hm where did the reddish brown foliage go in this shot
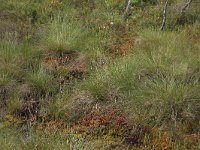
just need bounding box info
[43,51,88,79]
[110,34,135,56]
[78,108,128,128]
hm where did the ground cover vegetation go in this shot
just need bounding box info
[0,0,200,149]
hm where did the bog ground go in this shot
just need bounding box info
[0,0,200,149]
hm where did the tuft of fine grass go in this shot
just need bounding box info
[26,67,57,94]
[41,15,86,53]
[0,127,72,150]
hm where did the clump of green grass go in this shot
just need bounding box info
[41,15,86,53]
[80,29,200,129]
[40,92,71,120]
[6,92,22,114]
[0,127,71,150]
[82,28,200,95]
[0,73,14,88]
[19,43,42,71]
[0,41,22,85]
[0,40,42,81]
[26,67,57,95]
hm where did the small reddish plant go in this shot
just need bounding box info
[73,108,129,137]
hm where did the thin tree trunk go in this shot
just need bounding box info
[123,0,132,21]
[160,0,170,31]
[180,0,192,15]
[175,0,193,26]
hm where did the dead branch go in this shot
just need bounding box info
[160,0,170,30]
